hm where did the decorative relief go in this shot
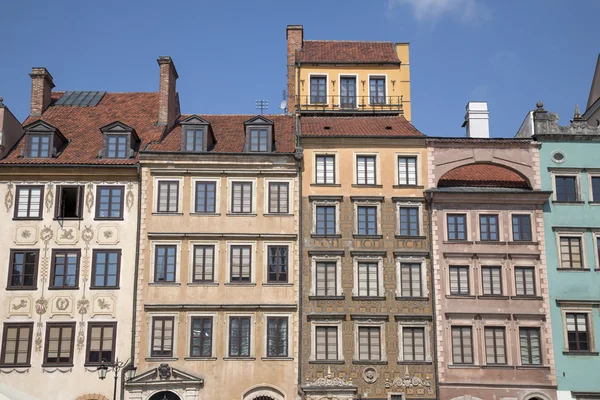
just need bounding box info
[77,298,90,315]
[158,363,171,380]
[96,226,119,245]
[35,322,43,352]
[5,182,13,212]
[14,226,38,245]
[9,296,32,317]
[55,225,79,245]
[82,225,94,244]
[386,367,432,391]
[363,367,378,384]
[76,321,85,353]
[85,183,94,213]
[126,182,135,212]
[51,296,74,317]
[92,295,115,316]
[0,368,30,374]
[45,183,54,212]
[35,298,48,315]
[305,366,354,387]
[81,225,94,282]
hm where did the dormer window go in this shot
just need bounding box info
[179,116,214,152]
[100,121,139,159]
[29,134,51,158]
[106,135,128,158]
[22,120,66,159]
[244,116,274,153]
[184,128,205,152]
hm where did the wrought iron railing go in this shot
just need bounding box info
[298,95,403,112]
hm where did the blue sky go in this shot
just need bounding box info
[1,0,598,137]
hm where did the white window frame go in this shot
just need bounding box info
[310,320,343,361]
[593,232,600,269]
[227,177,257,215]
[313,151,338,185]
[307,73,329,105]
[264,178,294,215]
[153,177,184,214]
[262,313,293,359]
[443,210,470,241]
[190,177,221,215]
[508,211,535,242]
[478,260,506,296]
[395,201,424,237]
[397,320,431,362]
[338,73,359,109]
[395,152,420,186]
[588,170,600,202]
[310,255,342,296]
[15,185,43,218]
[354,201,381,236]
[150,241,182,284]
[263,241,294,285]
[226,242,256,284]
[475,211,502,242]
[560,306,596,352]
[188,241,219,285]
[147,312,178,359]
[395,256,428,298]
[352,256,384,297]
[555,231,587,269]
[311,200,341,235]
[186,312,217,359]
[367,74,388,106]
[353,319,387,362]
[354,152,379,185]
[551,170,582,202]
[225,313,255,358]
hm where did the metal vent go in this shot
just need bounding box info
[55,91,106,107]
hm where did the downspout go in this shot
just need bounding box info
[296,111,304,395]
[296,62,301,114]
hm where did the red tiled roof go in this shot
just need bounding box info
[438,163,531,189]
[300,116,423,137]
[1,92,163,165]
[146,114,295,153]
[296,40,400,64]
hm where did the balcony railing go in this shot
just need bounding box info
[298,95,403,114]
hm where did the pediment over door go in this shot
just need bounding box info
[125,364,203,400]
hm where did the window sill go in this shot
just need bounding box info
[310,184,341,187]
[352,360,387,365]
[447,364,478,369]
[508,241,538,245]
[352,296,386,301]
[94,217,124,221]
[446,295,475,299]
[264,213,294,217]
[53,217,83,221]
[311,234,342,239]
[516,365,550,370]
[148,282,181,286]
[145,357,178,362]
[190,213,221,217]
[397,361,432,365]
[557,268,591,272]
[226,213,257,217]
[475,241,507,245]
[353,235,383,239]
[184,357,217,361]
[152,212,183,216]
[42,363,74,368]
[48,287,79,291]
[510,296,543,300]
[395,296,429,301]
[89,286,120,290]
[309,360,344,364]
[0,364,30,369]
[351,184,383,188]
[187,282,219,287]
[589,201,600,205]
[225,282,256,287]
[393,185,424,189]
[262,283,293,287]
[309,295,345,300]
[395,235,427,240]
[562,351,599,356]
[477,295,509,300]
[5,287,37,291]
[223,357,256,361]
[481,364,514,369]
[12,217,43,221]
[443,240,473,244]
[261,357,294,361]
[552,201,585,205]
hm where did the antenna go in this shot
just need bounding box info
[279,90,287,114]
[255,100,268,115]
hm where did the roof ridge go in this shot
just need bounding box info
[304,39,394,44]
[51,91,156,95]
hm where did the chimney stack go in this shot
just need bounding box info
[286,25,303,114]
[29,68,54,116]
[462,101,490,138]
[157,56,179,128]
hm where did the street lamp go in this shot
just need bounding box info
[96,358,136,400]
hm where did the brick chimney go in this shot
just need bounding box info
[286,25,303,113]
[157,56,179,128]
[29,68,54,116]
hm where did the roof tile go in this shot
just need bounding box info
[438,163,530,189]
[300,116,422,137]
[296,41,400,64]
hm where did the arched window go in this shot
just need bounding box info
[148,391,181,400]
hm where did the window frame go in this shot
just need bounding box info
[43,322,76,367]
[398,204,421,237]
[312,200,340,236]
[511,213,533,242]
[27,133,52,158]
[311,256,342,297]
[314,154,336,185]
[449,265,470,296]
[105,134,129,159]
[565,312,592,352]
[267,181,290,214]
[14,185,44,220]
[90,249,121,289]
[589,173,600,202]
[368,75,387,105]
[398,261,424,298]
[7,249,39,290]
[356,324,383,362]
[191,178,219,215]
[183,127,205,152]
[153,244,178,283]
[552,171,581,202]
[447,213,468,241]
[150,316,175,358]
[54,185,84,220]
[355,204,379,236]
[309,74,328,105]
[556,233,586,269]
[514,266,537,297]
[519,327,542,366]
[230,180,255,214]
[191,244,216,284]
[484,326,507,365]
[480,265,503,296]
[355,154,377,185]
[227,315,253,358]
[312,322,343,361]
[266,244,289,284]
[228,244,253,284]
[0,322,34,367]
[353,257,384,298]
[246,127,272,153]
[49,249,81,290]
[95,185,124,220]
[155,180,180,214]
[396,155,418,186]
[265,315,289,358]
[85,322,117,366]
[451,325,474,365]
[478,214,500,242]
[397,320,431,362]
[189,315,214,358]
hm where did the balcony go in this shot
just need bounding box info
[298,95,404,115]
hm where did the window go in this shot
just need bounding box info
[559,236,583,268]
[512,214,532,241]
[106,135,128,158]
[370,77,386,104]
[399,207,419,236]
[96,186,124,219]
[43,323,75,366]
[315,205,336,235]
[481,266,502,296]
[479,214,499,241]
[86,323,116,364]
[190,317,212,357]
[358,326,381,361]
[28,134,51,158]
[231,182,253,213]
[340,77,356,109]
[310,76,327,104]
[55,185,83,219]
[566,313,590,351]
[0,323,33,366]
[315,155,335,184]
[357,262,379,297]
[192,245,215,283]
[484,327,506,364]
[157,181,179,213]
[515,267,536,296]
[195,181,216,213]
[398,156,417,185]
[356,156,376,185]
[50,250,80,289]
[230,245,251,283]
[400,263,422,297]
[267,246,288,283]
[592,177,600,201]
[357,205,377,235]
[7,250,38,289]
[248,129,269,152]
[267,317,288,357]
[402,327,425,361]
[519,327,541,365]
[268,182,289,214]
[229,316,251,357]
[449,266,469,295]
[154,245,177,283]
[14,186,43,219]
[555,176,578,202]
[315,326,338,360]
[315,261,337,296]
[447,214,467,241]
[151,317,174,357]
[91,250,120,288]
[451,326,473,364]
[184,128,204,152]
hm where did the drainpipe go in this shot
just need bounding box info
[296,113,304,397]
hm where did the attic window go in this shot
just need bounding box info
[184,128,205,152]
[28,134,51,158]
[244,116,274,153]
[100,121,138,159]
[106,135,128,158]
[248,128,269,152]
[22,121,64,159]
[179,116,214,153]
